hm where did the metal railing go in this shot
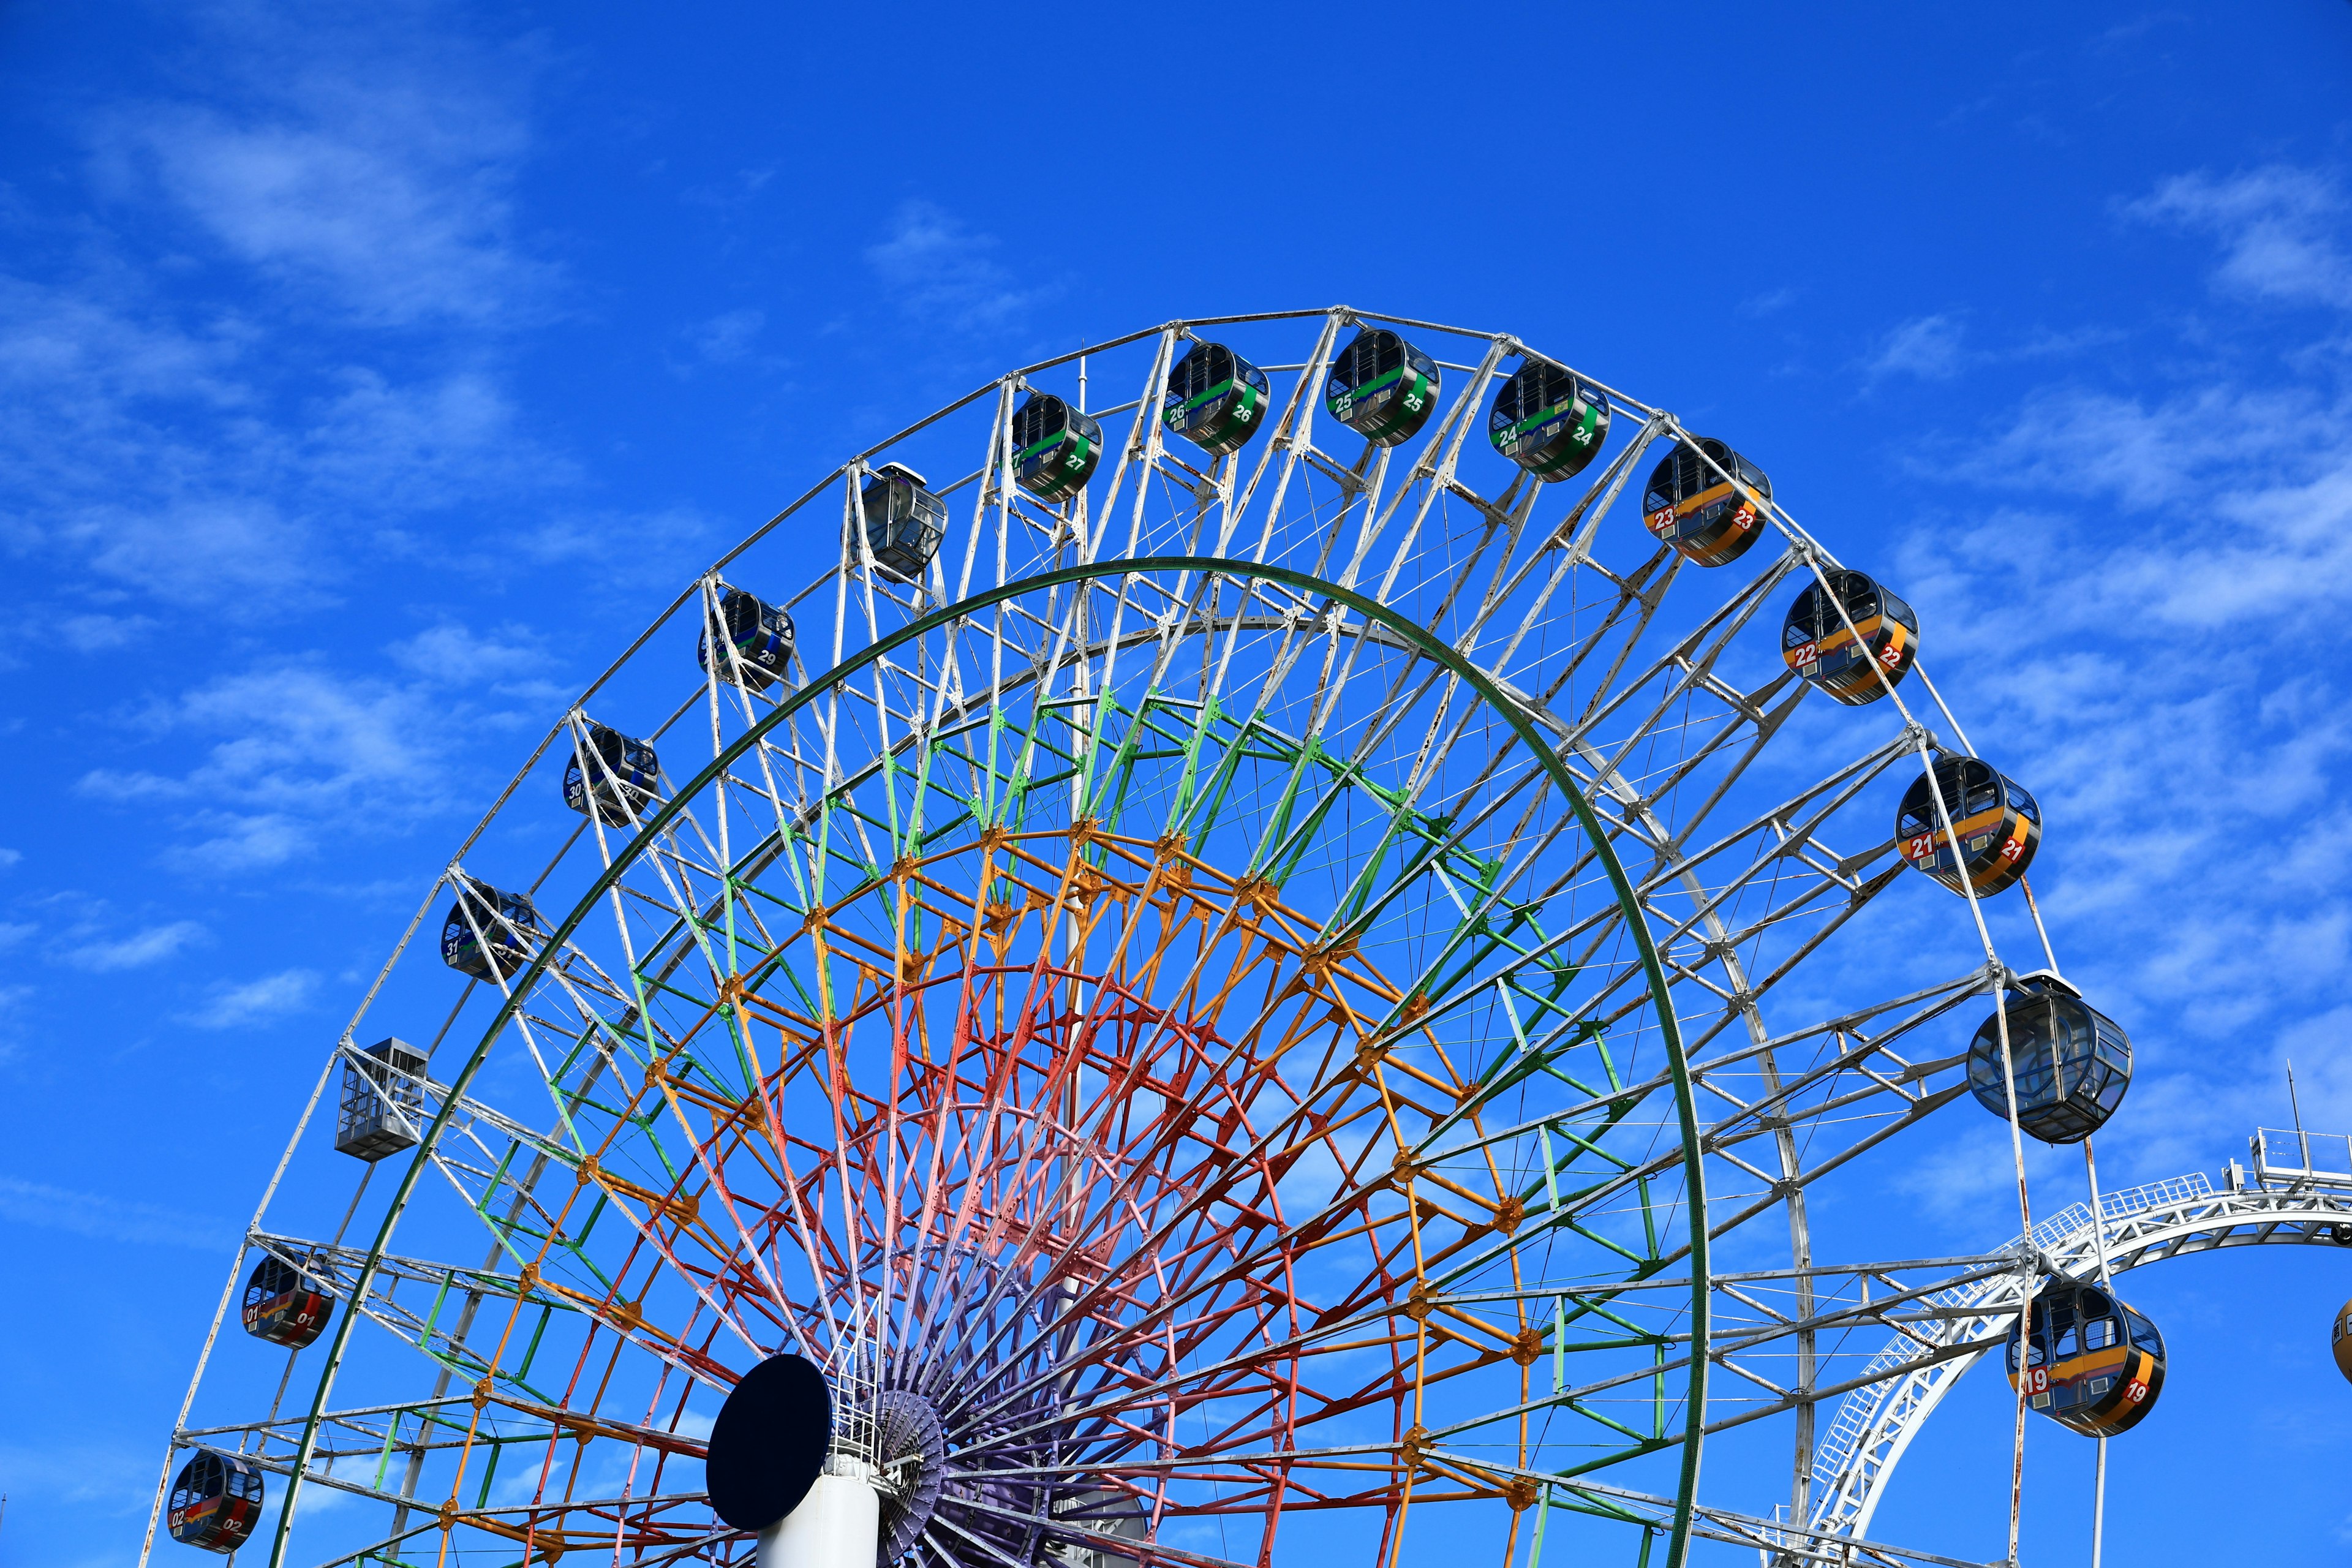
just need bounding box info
[2252,1127,2352,1186]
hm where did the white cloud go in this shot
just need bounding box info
[2125,165,2352,310]
[684,307,767,365]
[866,200,1049,331]
[77,662,498,869]
[0,13,571,616]
[63,918,208,972]
[186,967,318,1028]
[0,847,20,868]
[389,620,550,685]
[91,13,556,328]
[0,1173,235,1250]
[1866,314,1969,382]
[1851,162,2352,1198]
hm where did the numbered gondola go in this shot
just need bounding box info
[698,585,795,692]
[167,1451,265,1552]
[1643,437,1771,567]
[1488,360,1610,481]
[860,463,949,581]
[2007,1278,2166,1436]
[1782,568,1920,704]
[1966,972,2132,1143]
[1325,326,1440,447]
[561,722,660,827]
[1161,341,1270,456]
[440,877,540,981]
[240,1253,334,1349]
[1011,391,1102,502]
[1896,755,2040,897]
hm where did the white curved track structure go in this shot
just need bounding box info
[1802,1152,2352,1547]
[141,306,2309,1568]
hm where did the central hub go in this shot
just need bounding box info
[874,1389,945,1562]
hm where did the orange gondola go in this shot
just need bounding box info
[1781,568,1919,705]
[2334,1298,2352,1385]
[2007,1278,2165,1436]
[1642,438,1771,567]
[1896,756,2040,897]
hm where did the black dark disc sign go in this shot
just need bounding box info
[707,1352,831,1531]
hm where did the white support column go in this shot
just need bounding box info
[756,1460,880,1568]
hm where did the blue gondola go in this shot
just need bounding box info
[1896,756,2041,898]
[1488,360,1610,481]
[861,464,949,581]
[1643,438,1771,567]
[1012,392,1102,503]
[1163,341,1270,456]
[699,587,795,692]
[1326,326,1441,447]
[441,878,539,981]
[1966,972,2132,1143]
[241,1253,334,1348]
[562,722,660,827]
[168,1452,265,1551]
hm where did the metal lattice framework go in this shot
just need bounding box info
[1800,1155,2352,1546]
[145,307,2184,1568]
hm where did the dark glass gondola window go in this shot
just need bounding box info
[242,1253,335,1348]
[1781,568,1921,705]
[699,587,795,692]
[860,464,949,581]
[563,722,660,827]
[1488,361,1610,481]
[1643,439,1773,512]
[168,1451,265,1551]
[440,878,539,982]
[1011,393,1103,503]
[1897,755,2041,897]
[1162,341,1271,457]
[1967,974,2132,1144]
[1327,327,1441,447]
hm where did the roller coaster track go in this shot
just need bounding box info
[1804,1134,2352,1544]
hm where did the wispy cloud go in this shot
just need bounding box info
[1863,315,2122,386]
[61,918,208,972]
[1889,163,2352,1186]
[1866,314,1969,382]
[2124,165,2352,310]
[90,12,557,327]
[0,1173,235,1250]
[186,967,319,1028]
[0,10,571,617]
[681,307,767,366]
[78,661,509,870]
[866,200,1049,331]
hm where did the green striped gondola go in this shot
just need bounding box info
[1488,360,1611,481]
[1012,391,1103,503]
[1163,341,1270,457]
[1326,326,1442,447]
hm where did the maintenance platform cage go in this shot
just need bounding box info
[334,1036,429,1163]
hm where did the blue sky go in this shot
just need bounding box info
[5,1,2352,1562]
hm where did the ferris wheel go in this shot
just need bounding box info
[145,307,2162,1568]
